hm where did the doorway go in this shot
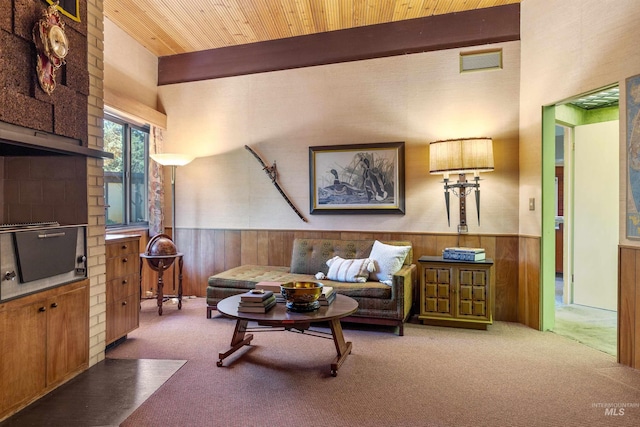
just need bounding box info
[544,85,619,356]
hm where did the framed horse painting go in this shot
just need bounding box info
[309,142,405,214]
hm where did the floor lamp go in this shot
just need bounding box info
[149,153,195,246]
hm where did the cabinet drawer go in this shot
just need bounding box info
[106,254,139,278]
[106,240,138,258]
[107,273,138,304]
[106,294,140,344]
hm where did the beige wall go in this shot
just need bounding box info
[157,42,521,234]
[103,18,159,112]
[519,0,640,239]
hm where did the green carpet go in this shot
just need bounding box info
[553,303,617,356]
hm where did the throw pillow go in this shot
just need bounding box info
[368,240,411,285]
[326,256,375,283]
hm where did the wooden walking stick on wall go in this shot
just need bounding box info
[245,145,308,222]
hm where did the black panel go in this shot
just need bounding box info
[13,228,78,283]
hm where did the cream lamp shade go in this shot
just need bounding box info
[429,137,494,175]
[428,137,494,233]
[150,153,195,166]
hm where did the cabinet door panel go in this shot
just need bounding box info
[437,269,450,283]
[46,286,88,386]
[473,286,485,300]
[437,298,450,314]
[0,302,46,413]
[472,271,486,285]
[459,300,473,316]
[424,269,438,283]
[425,298,438,312]
[473,301,486,316]
[425,283,438,298]
[460,285,473,300]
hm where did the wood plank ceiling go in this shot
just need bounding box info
[104,0,521,57]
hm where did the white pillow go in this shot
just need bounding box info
[368,241,411,286]
[326,256,375,283]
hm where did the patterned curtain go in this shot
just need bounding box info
[148,126,165,236]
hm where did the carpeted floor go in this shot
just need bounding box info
[103,297,640,427]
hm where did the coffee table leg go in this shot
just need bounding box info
[217,319,253,367]
[328,319,352,377]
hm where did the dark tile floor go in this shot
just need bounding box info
[0,358,185,427]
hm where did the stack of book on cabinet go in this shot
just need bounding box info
[442,247,486,261]
[237,290,277,313]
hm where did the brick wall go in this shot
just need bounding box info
[86,0,106,367]
[3,156,88,224]
[0,0,89,143]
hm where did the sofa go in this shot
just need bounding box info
[206,238,416,335]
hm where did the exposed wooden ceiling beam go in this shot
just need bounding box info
[158,4,520,85]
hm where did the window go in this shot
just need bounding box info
[103,114,149,227]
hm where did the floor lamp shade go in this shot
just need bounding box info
[149,153,195,245]
[149,153,195,167]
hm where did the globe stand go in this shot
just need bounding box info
[140,234,184,316]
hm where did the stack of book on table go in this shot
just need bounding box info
[237,290,277,313]
[319,286,336,306]
[442,247,486,261]
[254,281,336,305]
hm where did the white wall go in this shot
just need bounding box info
[158,42,521,233]
[520,0,640,239]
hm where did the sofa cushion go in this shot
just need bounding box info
[207,264,392,299]
[326,256,375,282]
[290,239,374,275]
[368,240,411,285]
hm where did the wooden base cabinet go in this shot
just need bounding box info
[106,234,141,345]
[0,280,89,420]
[418,256,494,330]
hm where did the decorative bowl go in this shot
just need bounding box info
[280,281,323,312]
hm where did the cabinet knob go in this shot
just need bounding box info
[122,257,128,263]
[122,301,127,306]
[50,302,58,308]
[121,244,128,250]
[38,306,46,312]
[122,279,128,284]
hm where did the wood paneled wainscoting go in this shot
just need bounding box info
[619,246,640,369]
[168,229,541,325]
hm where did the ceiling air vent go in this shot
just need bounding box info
[460,49,502,73]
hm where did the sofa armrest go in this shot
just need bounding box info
[392,263,417,321]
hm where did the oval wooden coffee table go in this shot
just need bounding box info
[216,294,358,376]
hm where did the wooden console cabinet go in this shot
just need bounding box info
[0,279,89,420]
[418,256,494,330]
[106,234,141,345]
